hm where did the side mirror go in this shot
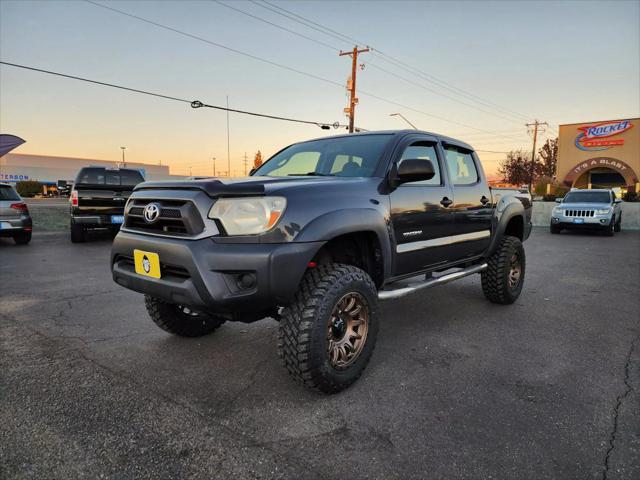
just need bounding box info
[555,198,562,203]
[393,159,435,186]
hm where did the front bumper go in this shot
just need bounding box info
[111,231,322,313]
[551,214,612,229]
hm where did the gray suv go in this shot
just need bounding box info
[550,189,622,236]
[0,183,32,245]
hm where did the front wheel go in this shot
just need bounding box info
[144,296,226,337]
[614,215,622,233]
[605,218,615,237]
[550,224,561,234]
[481,236,525,305]
[278,264,379,394]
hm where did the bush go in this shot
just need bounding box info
[15,180,44,197]
[554,186,570,198]
[542,194,557,201]
[622,191,638,202]
[534,176,554,196]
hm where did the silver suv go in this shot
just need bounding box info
[0,183,33,245]
[550,189,622,236]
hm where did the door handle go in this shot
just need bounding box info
[440,197,453,207]
[480,195,489,205]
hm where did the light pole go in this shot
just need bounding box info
[390,113,418,130]
[120,146,126,167]
[212,157,216,177]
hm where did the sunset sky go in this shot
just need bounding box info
[1,0,638,177]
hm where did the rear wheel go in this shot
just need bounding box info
[13,231,31,245]
[144,296,226,337]
[70,223,86,243]
[278,263,379,394]
[481,236,525,305]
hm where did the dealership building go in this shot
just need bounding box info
[0,153,184,189]
[557,118,639,193]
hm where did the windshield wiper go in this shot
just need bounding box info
[287,172,335,176]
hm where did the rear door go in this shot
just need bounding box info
[442,143,493,258]
[389,135,455,275]
[74,168,143,215]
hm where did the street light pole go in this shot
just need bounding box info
[390,113,418,130]
[120,146,126,167]
[212,157,216,177]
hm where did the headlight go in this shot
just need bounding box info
[596,208,611,215]
[552,206,561,214]
[208,197,286,235]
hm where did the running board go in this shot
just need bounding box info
[378,263,488,300]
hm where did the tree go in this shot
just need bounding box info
[16,180,43,197]
[538,137,558,178]
[253,150,263,169]
[498,150,536,185]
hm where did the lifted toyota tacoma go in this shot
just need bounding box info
[111,130,532,393]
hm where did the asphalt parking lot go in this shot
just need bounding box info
[1,229,639,479]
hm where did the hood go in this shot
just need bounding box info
[557,202,611,209]
[134,175,370,197]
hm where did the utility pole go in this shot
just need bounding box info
[120,146,126,168]
[226,95,231,178]
[526,120,548,192]
[243,152,248,176]
[212,156,216,177]
[339,46,369,133]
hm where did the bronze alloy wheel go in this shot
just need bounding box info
[508,252,522,289]
[327,292,369,370]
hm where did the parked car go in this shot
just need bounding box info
[70,167,144,242]
[110,130,532,393]
[0,182,32,245]
[550,189,622,236]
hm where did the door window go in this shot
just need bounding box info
[444,146,479,185]
[398,142,441,186]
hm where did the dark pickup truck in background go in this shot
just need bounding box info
[111,130,532,393]
[70,167,144,242]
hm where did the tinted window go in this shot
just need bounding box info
[563,191,611,203]
[398,142,441,186]
[0,185,20,200]
[254,134,391,178]
[75,168,144,186]
[444,146,479,185]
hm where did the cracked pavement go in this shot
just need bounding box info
[1,229,639,479]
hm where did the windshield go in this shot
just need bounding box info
[75,168,144,186]
[563,191,611,203]
[253,134,392,178]
[0,185,20,200]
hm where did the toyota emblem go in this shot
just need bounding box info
[143,203,161,223]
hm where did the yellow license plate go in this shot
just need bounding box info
[133,249,161,279]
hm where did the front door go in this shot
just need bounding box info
[389,137,455,275]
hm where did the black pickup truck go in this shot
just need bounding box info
[70,167,144,242]
[111,130,531,393]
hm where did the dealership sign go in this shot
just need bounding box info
[575,120,633,151]
[0,172,30,181]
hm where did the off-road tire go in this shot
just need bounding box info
[278,263,379,394]
[144,296,225,337]
[550,224,561,234]
[70,223,86,243]
[605,218,615,237]
[481,236,525,305]
[614,215,622,233]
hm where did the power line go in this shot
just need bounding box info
[252,0,533,122]
[83,0,526,142]
[0,61,348,129]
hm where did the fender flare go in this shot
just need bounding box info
[294,208,392,279]
[486,197,525,257]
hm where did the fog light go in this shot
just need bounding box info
[600,219,607,224]
[237,273,256,290]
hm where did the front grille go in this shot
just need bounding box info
[124,199,205,237]
[565,209,594,217]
